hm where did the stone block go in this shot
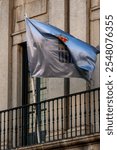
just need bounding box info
[91,0,100,8]
[16,0,47,22]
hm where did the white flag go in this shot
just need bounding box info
[25,18,99,80]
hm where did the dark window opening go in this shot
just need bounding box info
[21,42,47,145]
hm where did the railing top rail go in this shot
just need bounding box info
[40,87,100,103]
[0,87,100,113]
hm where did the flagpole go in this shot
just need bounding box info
[64,0,70,131]
[25,13,40,143]
[31,77,40,143]
[64,0,70,96]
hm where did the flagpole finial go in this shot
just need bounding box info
[24,13,28,19]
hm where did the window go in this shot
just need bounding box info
[21,42,47,145]
[22,42,47,105]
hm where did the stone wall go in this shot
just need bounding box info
[90,0,100,88]
[0,0,12,110]
[0,0,100,112]
[0,0,100,149]
[11,0,90,104]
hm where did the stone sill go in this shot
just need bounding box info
[17,133,100,150]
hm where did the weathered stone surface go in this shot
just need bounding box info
[11,45,22,108]
[90,9,100,21]
[12,14,49,44]
[49,0,65,30]
[70,0,87,41]
[47,0,66,98]
[70,0,87,92]
[0,0,100,149]
[16,0,47,22]
[47,78,64,99]
[0,0,11,110]
[13,0,48,37]
[14,0,44,7]
[90,2,100,88]
[0,0,100,103]
[91,0,100,8]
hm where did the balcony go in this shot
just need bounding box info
[0,88,100,150]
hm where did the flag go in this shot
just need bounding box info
[25,18,99,80]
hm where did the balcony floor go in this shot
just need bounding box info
[17,133,100,150]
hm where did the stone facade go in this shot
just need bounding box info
[0,0,100,149]
[18,134,100,150]
[0,0,100,109]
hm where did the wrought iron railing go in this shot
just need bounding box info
[0,88,100,150]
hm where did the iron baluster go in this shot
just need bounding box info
[93,91,96,133]
[79,94,82,136]
[75,95,77,137]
